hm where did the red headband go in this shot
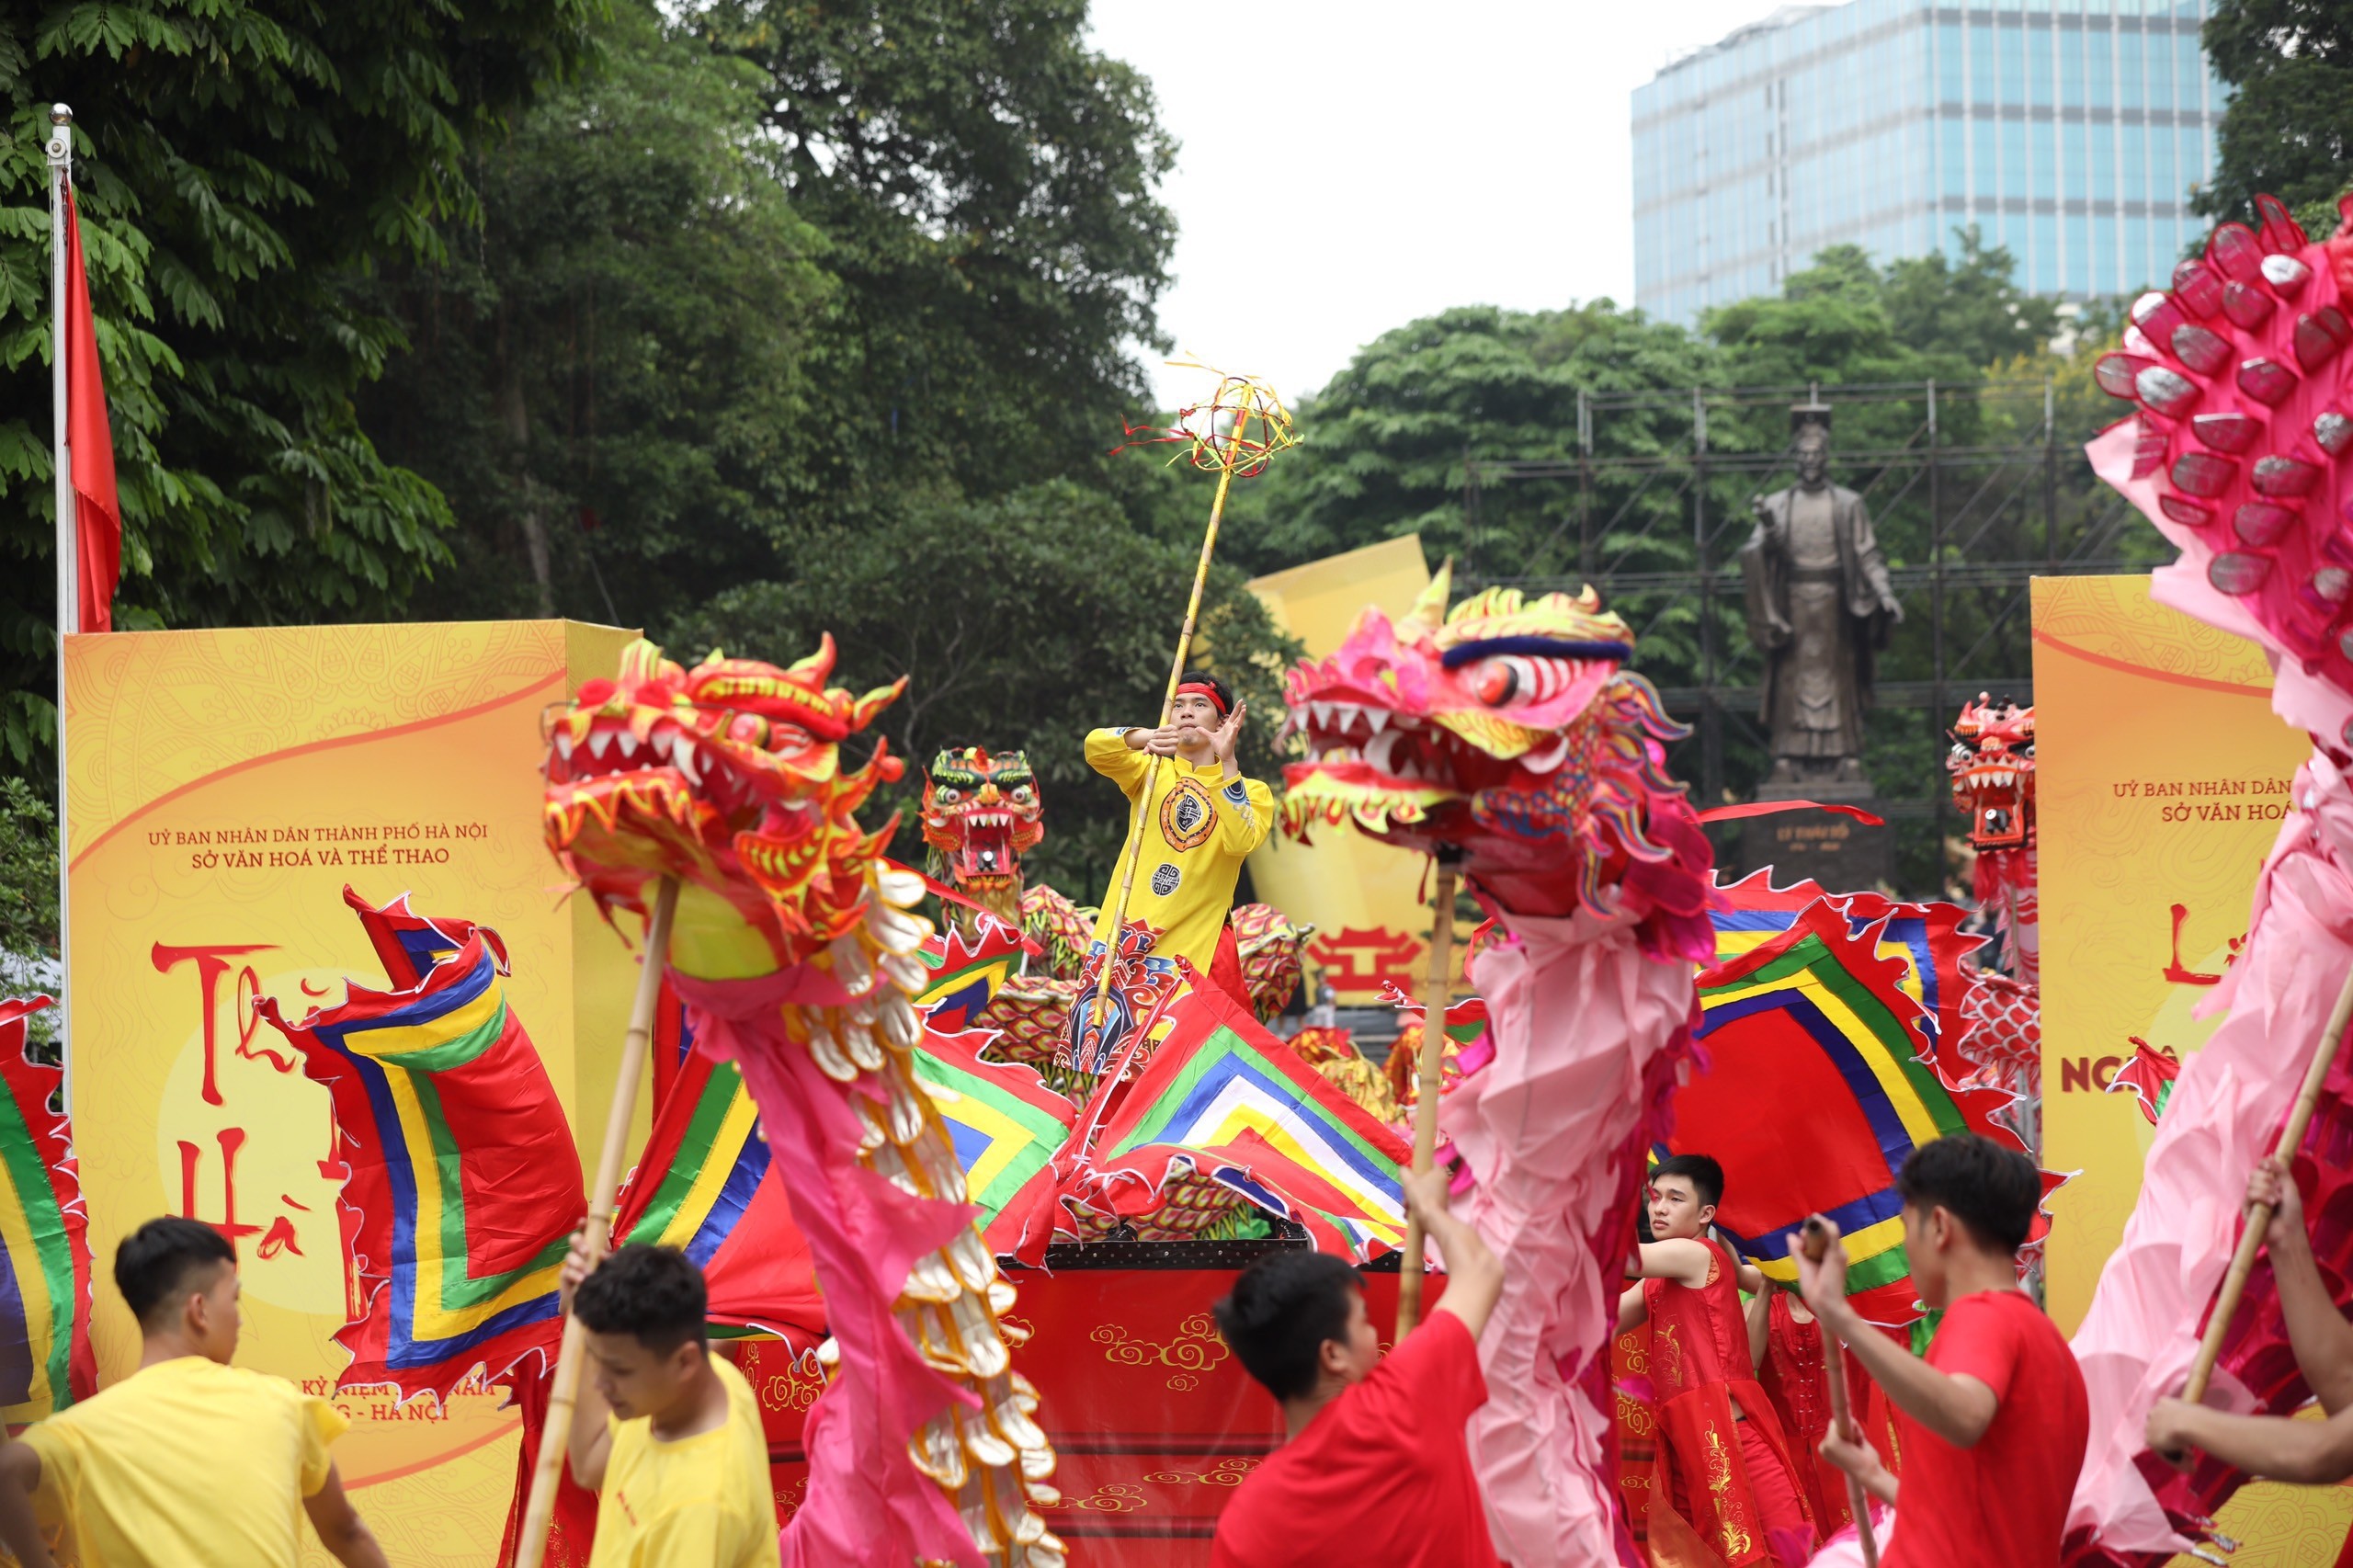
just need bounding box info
[1174,680,1229,716]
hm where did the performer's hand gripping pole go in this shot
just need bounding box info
[516,875,680,1568]
[1084,400,1257,1046]
[2180,962,2353,1409]
[1395,848,1463,1337]
[1800,1218,1880,1568]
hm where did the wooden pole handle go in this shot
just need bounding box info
[514,875,679,1568]
[1086,405,1252,1044]
[2181,960,2353,1407]
[1799,1221,1880,1566]
[1395,858,1461,1337]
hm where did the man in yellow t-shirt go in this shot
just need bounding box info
[0,1216,385,1568]
[561,1238,779,1567]
[1070,671,1275,1065]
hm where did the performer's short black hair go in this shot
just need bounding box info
[1213,1250,1362,1402]
[115,1216,236,1327]
[1175,670,1233,712]
[574,1244,710,1354]
[1651,1153,1725,1210]
[1898,1132,2040,1255]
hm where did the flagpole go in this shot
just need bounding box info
[46,105,74,1090]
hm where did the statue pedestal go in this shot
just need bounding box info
[1739,778,1895,893]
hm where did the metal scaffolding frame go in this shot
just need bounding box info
[1459,377,2149,888]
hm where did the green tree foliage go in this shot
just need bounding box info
[2199,0,2353,233]
[1228,302,1722,574]
[0,0,597,776]
[673,478,1298,901]
[361,4,834,630]
[689,0,1177,502]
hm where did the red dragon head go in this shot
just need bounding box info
[1279,566,1715,959]
[921,746,1044,919]
[1947,693,2036,857]
[542,637,911,978]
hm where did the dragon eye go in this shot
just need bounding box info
[936,788,962,804]
[1474,659,1522,706]
[1011,785,1034,803]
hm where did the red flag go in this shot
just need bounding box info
[61,188,119,632]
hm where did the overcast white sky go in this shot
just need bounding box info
[1086,0,1787,411]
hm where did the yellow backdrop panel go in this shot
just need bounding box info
[1247,537,1469,1003]
[62,620,639,1566]
[2032,575,2342,1564]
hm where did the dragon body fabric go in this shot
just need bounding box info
[2064,195,2353,1563]
[1280,568,1715,1568]
[544,640,1061,1568]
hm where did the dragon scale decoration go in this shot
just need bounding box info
[1280,565,1714,1567]
[544,639,1061,1568]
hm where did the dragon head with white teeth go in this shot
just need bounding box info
[921,747,1045,925]
[1280,565,1716,957]
[542,636,910,979]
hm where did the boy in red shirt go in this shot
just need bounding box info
[1795,1132,2089,1567]
[1210,1167,1504,1568]
[1618,1154,1817,1566]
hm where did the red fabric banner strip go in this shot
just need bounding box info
[1695,801,1887,827]
[62,188,118,632]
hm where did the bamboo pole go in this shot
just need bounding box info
[1801,1219,1880,1567]
[1082,399,1256,1051]
[1394,853,1461,1337]
[2180,961,2353,1406]
[515,875,679,1568]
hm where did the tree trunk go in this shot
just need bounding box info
[498,335,554,619]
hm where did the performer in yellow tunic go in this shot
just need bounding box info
[1073,672,1275,1067]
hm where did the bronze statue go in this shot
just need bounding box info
[1739,403,1903,788]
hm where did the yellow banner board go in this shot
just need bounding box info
[63,621,638,1563]
[1246,538,1467,1006]
[2032,576,2347,1561]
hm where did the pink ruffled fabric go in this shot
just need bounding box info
[673,968,984,1568]
[2061,747,2353,1559]
[1439,902,1699,1568]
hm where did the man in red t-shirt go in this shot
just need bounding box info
[1209,1167,1505,1568]
[1793,1132,2089,1567]
[1618,1153,1816,1566]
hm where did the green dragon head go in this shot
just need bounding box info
[541,636,918,980]
[1279,565,1715,958]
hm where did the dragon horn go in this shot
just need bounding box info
[851,676,909,731]
[618,638,669,685]
[1402,559,1454,635]
[789,632,838,681]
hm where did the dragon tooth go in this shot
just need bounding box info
[1311,700,1334,730]
[554,732,574,763]
[587,730,613,759]
[674,746,701,787]
[1522,733,1570,772]
[1365,730,1403,776]
[615,730,639,759]
[1364,708,1390,735]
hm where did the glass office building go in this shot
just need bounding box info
[1631,1,2225,326]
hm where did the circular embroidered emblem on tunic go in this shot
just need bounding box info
[1151,863,1182,897]
[1158,777,1216,852]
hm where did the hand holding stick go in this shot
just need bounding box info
[2176,962,2353,1415]
[1395,850,1462,1337]
[515,876,679,1568]
[1799,1217,1881,1568]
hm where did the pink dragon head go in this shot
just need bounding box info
[1279,565,1715,960]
